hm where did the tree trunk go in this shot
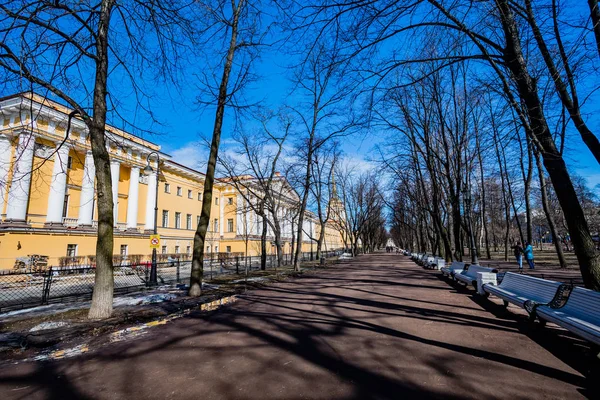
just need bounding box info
[523,0,600,165]
[294,149,313,271]
[189,0,242,297]
[534,150,568,269]
[497,0,600,289]
[290,217,296,260]
[492,119,510,262]
[88,0,116,320]
[316,222,326,260]
[523,138,534,243]
[261,213,267,270]
[477,140,491,259]
[589,0,600,59]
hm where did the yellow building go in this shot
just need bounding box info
[0,93,345,270]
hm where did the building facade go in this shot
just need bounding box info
[0,93,345,270]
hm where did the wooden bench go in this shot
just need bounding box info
[454,265,498,288]
[535,287,600,350]
[440,261,465,277]
[483,272,564,309]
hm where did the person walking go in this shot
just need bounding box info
[524,241,535,270]
[512,241,524,272]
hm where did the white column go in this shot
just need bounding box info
[236,194,243,234]
[6,133,35,221]
[110,160,120,224]
[145,164,157,230]
[126,166,140,229]
[219,193,224,236]
[0,135,13,217]
[45,144,71,223]
[78,151,95,226]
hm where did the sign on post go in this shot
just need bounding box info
[149,235,160,249]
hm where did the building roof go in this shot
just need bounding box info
[0,91,161,152]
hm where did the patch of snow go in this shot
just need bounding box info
[231,277,269,283]
[29,321,70,332]
[202,283,220,290]
[113,293,177,307]
[1,303,88,319]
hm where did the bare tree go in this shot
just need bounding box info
[218,111,293,270]
[309,142,339,260]
[292,0,600,289]
[0,0,191,317]
[289,34,357,270]
[189,0,267,296]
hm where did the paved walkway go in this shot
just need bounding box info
[0,253,597,399]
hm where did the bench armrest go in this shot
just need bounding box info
[524,284,572,320]
[547,284,573,309]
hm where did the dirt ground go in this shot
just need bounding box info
[0,253,597,399]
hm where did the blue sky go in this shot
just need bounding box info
[142,60,599,192]
[132,45,379,175]
[124,2,599,192]
[4,1,596,190]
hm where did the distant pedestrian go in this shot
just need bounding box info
[524,242,535,270]
[512,242,524,272]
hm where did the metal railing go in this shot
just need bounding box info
[0,250,343,313]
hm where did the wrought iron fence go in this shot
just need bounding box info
[0,250,343,313]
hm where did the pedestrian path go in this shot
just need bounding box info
[0,253,596,399]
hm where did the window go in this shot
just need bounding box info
[175,212,181,229]
[175,245,180,254]
[186,214,192,230]
[198,192,202,201]
[62,194,69,219]
[188,189,192,199]
[227,218,234,233]
[197,215,201,226]
[228,197,233,205]
[176,186,182,196]
[67,156,73,169]
[120,245,128,256]
[164,183,170,193]
[226,246,231,253]
[215,197,219,205]
[66,244,77,257]
[162,210,169,228]
[186,246,191,255]
[213,218,219,232]
[161,245,167,254]
[215,245,218,253]
[206,245,211,253]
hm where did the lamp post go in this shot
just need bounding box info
[143,151,160,285]
[462,188,478,265]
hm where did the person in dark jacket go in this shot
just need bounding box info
[512,242,524,272]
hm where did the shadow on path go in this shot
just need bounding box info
[0,253,595,399]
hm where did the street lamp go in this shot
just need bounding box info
[143,151,160,285]
[462,188,479,265]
